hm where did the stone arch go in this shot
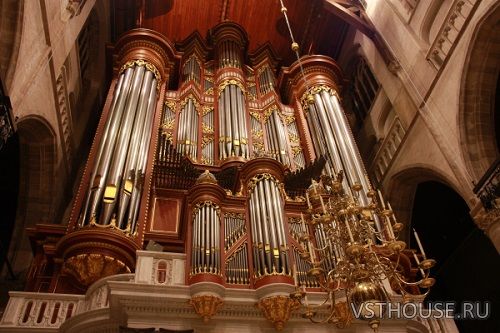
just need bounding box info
[8,116,57,276]
[0,0,24,89]
[386,164,466,239]
[459,4,500,182]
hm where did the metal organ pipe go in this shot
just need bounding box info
[128,78,158,233]
[248,176,289,277]
[115,70,154,228]
[219,84,248,159]
[80,63,158,231]
[191,202,220,275]
[79,69,128,226]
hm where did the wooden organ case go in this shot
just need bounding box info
[25,22,348,296]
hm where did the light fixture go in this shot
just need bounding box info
[278,1,436,331]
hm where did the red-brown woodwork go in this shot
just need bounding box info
[118,0,349,66]
[278,55,344,104]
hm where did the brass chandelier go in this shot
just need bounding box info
[290,173,436,331]
[278,1,436,331]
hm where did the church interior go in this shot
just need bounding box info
[0,0,499,332]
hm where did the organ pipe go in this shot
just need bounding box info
[79,62,158,232]
[305,88,383,234]
[218,84,248,159]
[177,98,199,161]
[191,202,221,275]
[248,174,289,276]
[264,110,289,166]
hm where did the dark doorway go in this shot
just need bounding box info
[411,181,500,332]
[0,133,19,273]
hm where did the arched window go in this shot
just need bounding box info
[156,260,167,284]
[348,57,379,122]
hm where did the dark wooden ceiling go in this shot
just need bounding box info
[110,0,351,66]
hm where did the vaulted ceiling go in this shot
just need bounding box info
[110,0,360,66]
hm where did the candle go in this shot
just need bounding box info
[377,189,386,209]
[305,191,311,208]
[302,285,309,306]
[345,219,354,243]
[308,241,316,264]
[319,195,326,213]
[413,228,427,259]
[386,217,395,240]
[412,252,426,278]
[293,263,298,286]
[388,202,397,223]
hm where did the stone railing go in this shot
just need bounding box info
[0,292,83,330]
[471,158,500,249]
[427,0,480,69]
[474,158,500,213]
[0,274,134,331]
[370,117,406,184]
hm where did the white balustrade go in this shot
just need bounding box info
[370,117,406,183]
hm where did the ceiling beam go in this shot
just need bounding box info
[322,0,374,38]
[322,0,399,71]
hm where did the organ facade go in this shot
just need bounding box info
[0,22,458,333]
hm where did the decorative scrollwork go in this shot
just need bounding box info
[217,79,246,96]
[119,59,162,90]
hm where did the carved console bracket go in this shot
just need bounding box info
[189,295,223,322]
[256,295,299,331]
[62,253,130,287]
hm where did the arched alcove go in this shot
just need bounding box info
[7,116,57,276]
[411,181,500,333]
[459,4,500,182]
[420,0,453,45]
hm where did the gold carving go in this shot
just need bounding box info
[119,59,162,89]
[164,100,177,112]
[291,145,302,156]
[262,105,279,122]
[300,85,340,111]
[332,301,353,328]
[257,295,300,331]
[247,173,280,192]
[283,115,295,125]
[179,94,201,113]
[217,79,246,96]
[189,295,223,322]
[201,122,214,134]
[202,106,214,116]
[250,111,262,122]
[288,133,300,144]
[161,119,175,131]
[62,254,131,287]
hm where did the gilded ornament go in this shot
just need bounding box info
[62,254,131,287]
[256,295,300,331]
[119,59,162,90]
[189,295,223,322]
[217,79,246,96]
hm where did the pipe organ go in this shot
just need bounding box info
[27,23,389,303]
